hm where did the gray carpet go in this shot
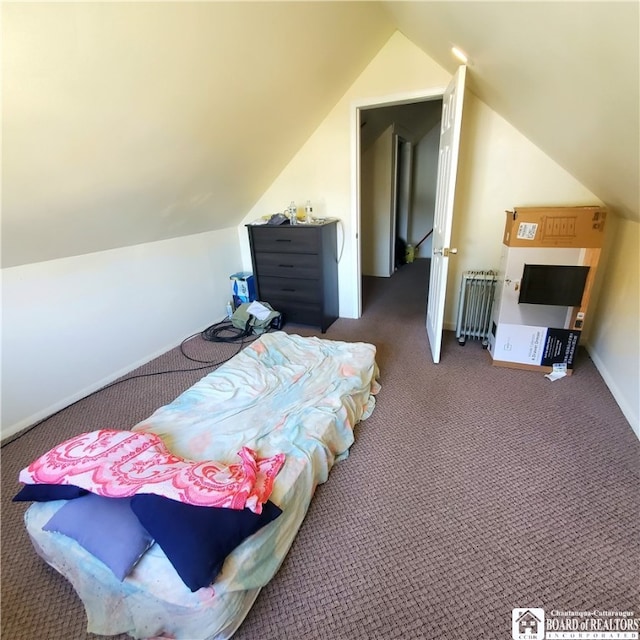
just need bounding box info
[2,259,638,639]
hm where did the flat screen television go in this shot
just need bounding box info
[518,264,590,306]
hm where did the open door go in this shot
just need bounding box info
[426,66,466,363]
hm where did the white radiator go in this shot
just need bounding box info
[455,271,497,346]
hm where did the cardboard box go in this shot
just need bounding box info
[503,206,607,248]
[230,272,256,307]
[488,323,580,371]
[491,243,601,332]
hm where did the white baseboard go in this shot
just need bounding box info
[585,344,639,440]
[444,322,638,439]
[1,319,223,445]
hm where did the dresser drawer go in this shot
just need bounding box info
[267,298,322,327]
[253,252,320,279]
[258,276,321,304]
[250,227,320,254]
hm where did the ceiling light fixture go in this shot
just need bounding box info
[451,46,469,65]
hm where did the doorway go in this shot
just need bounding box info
[358,98,443,311]
[350,68,467,363]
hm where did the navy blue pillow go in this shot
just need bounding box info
[13,483,89,502]
[130,494,282,592]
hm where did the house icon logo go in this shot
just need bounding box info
[512,608,545,640]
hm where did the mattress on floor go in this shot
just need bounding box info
[24,331,380,639]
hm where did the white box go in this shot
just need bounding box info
[488,323,580,370]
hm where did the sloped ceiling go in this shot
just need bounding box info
[1,2,394,267]
[381,1,639,222]
[2,2,638,268]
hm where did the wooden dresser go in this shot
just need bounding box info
[246,220,339,333]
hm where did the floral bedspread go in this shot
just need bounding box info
[19,430,284,514]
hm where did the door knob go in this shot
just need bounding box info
[434,247,458,256]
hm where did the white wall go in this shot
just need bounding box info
[410,122,440,258]
[361,125,394,277]
[1,228,241,440]
[396,139,412,244]
[587,218,640,436]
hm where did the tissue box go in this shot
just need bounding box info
[230,272,256,307]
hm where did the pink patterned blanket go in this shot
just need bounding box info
[19,430,285,514]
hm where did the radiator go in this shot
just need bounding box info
[455,271,497,346]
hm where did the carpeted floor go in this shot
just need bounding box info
[2,259,638,639]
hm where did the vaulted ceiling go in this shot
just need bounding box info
[2,2,638,268]
[382,1,639,223]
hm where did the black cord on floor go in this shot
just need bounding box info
[2,319,255,447]
[179,318,255,363]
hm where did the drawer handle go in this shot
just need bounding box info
[275,239,292,243]
[279,264,294,268]
[282,288,296,292]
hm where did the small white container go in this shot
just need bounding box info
[289,201,297,225]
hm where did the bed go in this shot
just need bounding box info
[20,331,380,639]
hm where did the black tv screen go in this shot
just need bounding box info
[519,264,590,306]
